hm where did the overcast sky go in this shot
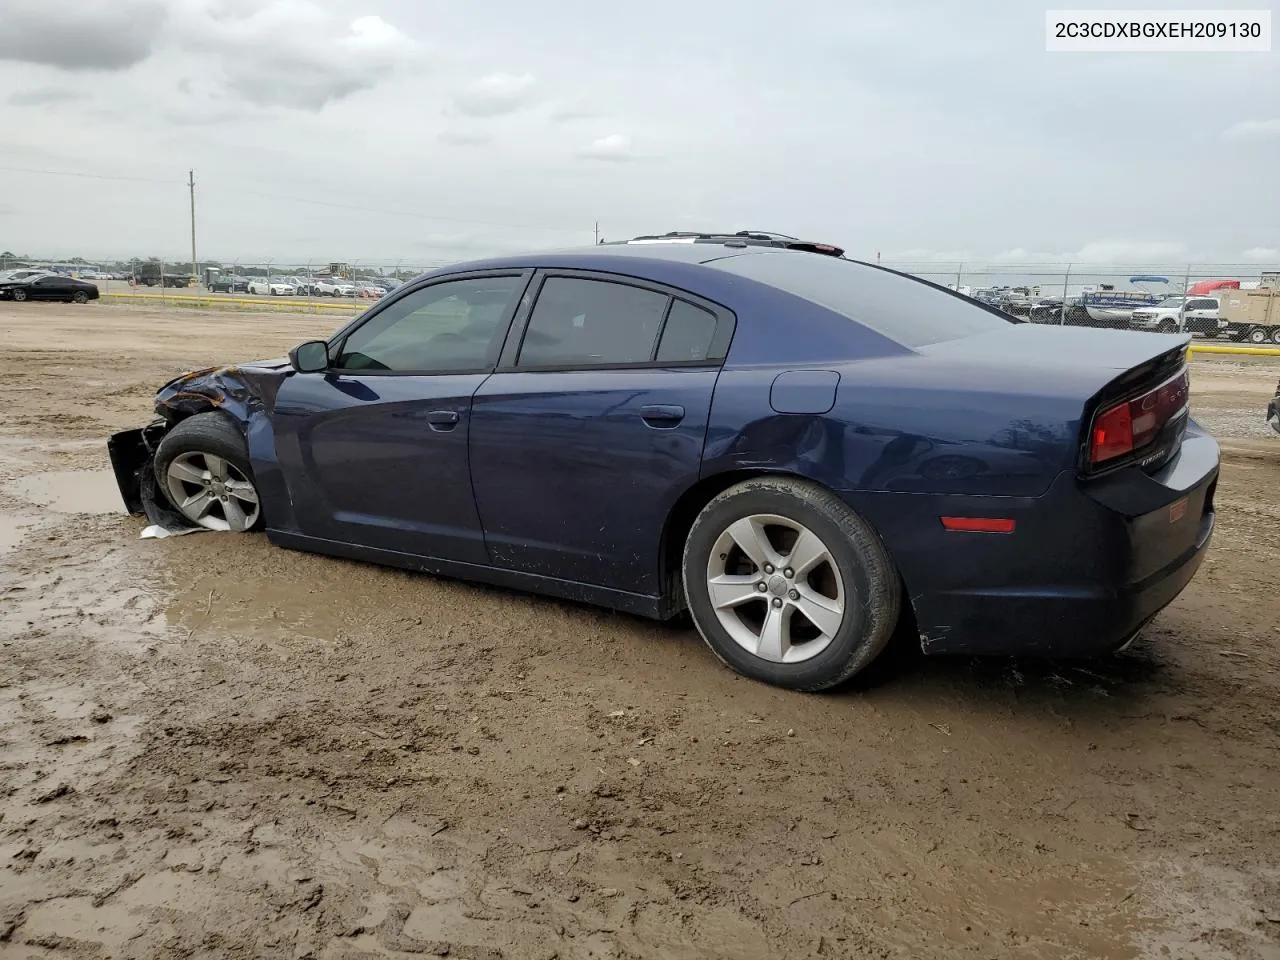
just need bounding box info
[0,0,1277,267]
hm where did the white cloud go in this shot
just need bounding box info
[1243,247,1280,262]
[1072,240,1190,263]
[0,0,167,71]
[1221,118,1280,140]
[576,134,635,162]
[451,72,538,117]
[439,129,493,147]
[173,1,419,110]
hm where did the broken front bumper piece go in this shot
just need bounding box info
[107,422,203,534]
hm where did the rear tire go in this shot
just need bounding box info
[72,291,88,304]
[1247,326,1268,344]
[1270,327,1280,345]
[153,412,263,532]
[682,477,901,691]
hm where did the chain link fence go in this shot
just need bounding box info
[3,253,1276,331]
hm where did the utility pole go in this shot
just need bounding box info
[188,169,198,285]
[593,220,600,245]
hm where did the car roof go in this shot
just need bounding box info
[432,241,827,275]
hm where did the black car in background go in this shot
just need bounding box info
[0,273,100,303]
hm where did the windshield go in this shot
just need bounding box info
[1156,297,1186,308]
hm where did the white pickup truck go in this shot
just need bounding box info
[1129,296,1225,336]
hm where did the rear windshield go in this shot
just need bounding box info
[709,251,1014,347]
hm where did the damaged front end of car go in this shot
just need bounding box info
[107,361,288,527]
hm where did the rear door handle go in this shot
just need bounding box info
[640,404,685,426]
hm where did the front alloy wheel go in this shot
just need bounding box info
[165,452,260,531]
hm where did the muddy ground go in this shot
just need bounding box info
[1,302,1278,960]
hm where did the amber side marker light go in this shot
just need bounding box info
[940,517,1016,534]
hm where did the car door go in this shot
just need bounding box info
[29,277,68,300]
[269,270,532,562]
[468,270,735,596]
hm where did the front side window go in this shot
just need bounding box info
[332,275,522,373]
[517,277,670,367]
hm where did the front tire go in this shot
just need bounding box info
[682,477,901,691]
[153,412,263,532]
[13,288,27,302]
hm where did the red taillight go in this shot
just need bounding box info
[940,516,1016,534]
[1091,403,1134,463]
[1088,368,1189,467]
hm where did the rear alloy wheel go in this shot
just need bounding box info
[682,477,901,691]
[72,291,88,304]
[153,412,263,532]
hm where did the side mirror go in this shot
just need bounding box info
[289,340,329,373]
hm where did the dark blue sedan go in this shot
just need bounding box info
[108,237,1218,690]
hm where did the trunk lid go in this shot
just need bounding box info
[920,324,1192,476]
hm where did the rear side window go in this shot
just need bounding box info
[518,277,669,367]
[710,251,1013,347]
[656,300,718,362]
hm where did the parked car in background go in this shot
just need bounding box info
[313,277,356,297]
[355,281,385,299]
[0,268,51,284]
[0,273,99,303]
[247,279,298,297]
[290,277,317,296]
[108,236,1218,692]
[209,275,250,293]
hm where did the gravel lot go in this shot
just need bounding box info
[1,302,1278,960]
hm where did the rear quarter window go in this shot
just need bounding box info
[710,251,1014,347]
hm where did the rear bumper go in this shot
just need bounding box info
[842,429,1220,659]
[915,500,1213,657]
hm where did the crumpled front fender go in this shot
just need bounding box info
[153,358,290,424]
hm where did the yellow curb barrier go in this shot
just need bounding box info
[101,292,362,312]
[1187,343,1280,357]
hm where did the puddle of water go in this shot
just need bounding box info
[4,470,127,516]
[0,514,25,554]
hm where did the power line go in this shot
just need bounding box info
[0,163,181,185]
[227,187,582,233]
[0,161,587,233]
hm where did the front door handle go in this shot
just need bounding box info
[640,403,685,426]
[424,409,460,430]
